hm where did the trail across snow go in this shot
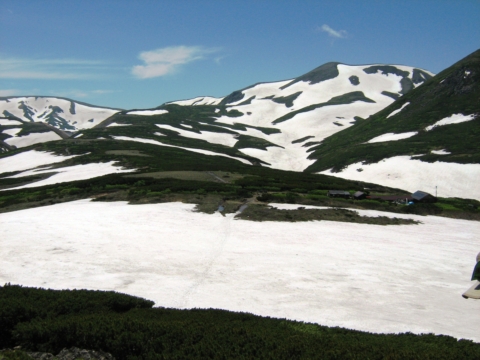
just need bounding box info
[1,199,478,342]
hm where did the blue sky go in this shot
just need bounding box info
[1,0,479,109]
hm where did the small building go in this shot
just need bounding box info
[411,190,437,203]
[327,190,351,199]
[366,194,413,204]
[353,191,367,200]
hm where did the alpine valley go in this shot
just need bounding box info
[0,50,479,358]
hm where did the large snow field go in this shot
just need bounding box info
[4,131,62,148]
[320,156,480,200]
[0,150,79,174]
[0,199,478,341]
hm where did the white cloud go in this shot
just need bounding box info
[320,24,347,39]
[132,46,218,79]
[0,57,109,80]
[53,89,117,99]
[0,89,20,96]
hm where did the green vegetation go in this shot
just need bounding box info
[291,135,315,144]
[306,49,480,172]
[271,91,302,107]
[381,91,401,100]
[15,122,51,136]
[280,61,340,89]
[236,204,418,225]
[1,285,479,359]
[349,75,359,85]
[234,134,282,150]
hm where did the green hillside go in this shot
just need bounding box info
[305,49,480,173]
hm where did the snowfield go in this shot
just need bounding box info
[4,131,62,148]
[0,119,22,126]
[155,125,239,147]
[0,199,478,342]
[425,113,476,131]
[320,156,480,200]
[2,161,135,190]
[126,109,168,116]
[112,135,252,164]
[0,150,79,174]
[366,131,418,143]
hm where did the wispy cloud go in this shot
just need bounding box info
[0,89,20,96]
[53,89,118,99]
[132,46,219,79]
[0,57,110,80]
[319,24,347,39]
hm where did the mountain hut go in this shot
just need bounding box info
[353,191,367,200]
[411,190,437,203]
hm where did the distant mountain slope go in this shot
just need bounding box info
[155,62,432,171]
[0,59,439,202]
[0,96,120,131]
[308,49,480,199]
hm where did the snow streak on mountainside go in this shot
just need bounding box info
[0,97,120,131]
[167,63,433,171]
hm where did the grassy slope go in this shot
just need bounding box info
[305,49,480,173]
[1,285,479,360]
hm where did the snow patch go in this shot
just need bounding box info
[0,119,22,125]
[386,102,410,118]
[112,136,251,165]
[3,161,134,190]
[107,122,132,127]
[126,109,168,116]
[367,132,417,143]
[425,113,476,131]
[0,150,80,175]
[2,128,21,136]
[5,131,62,148]
[431,149,451,155]
[155,124,238,147]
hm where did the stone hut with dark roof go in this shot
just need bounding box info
[353,191,367,200]
[411,190,437,203]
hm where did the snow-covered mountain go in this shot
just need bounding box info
[2,53,479,199]
[0,62,432,167]
[157,63,433,171]
[0,96,120,131]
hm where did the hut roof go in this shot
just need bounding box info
[412,190,434,201]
